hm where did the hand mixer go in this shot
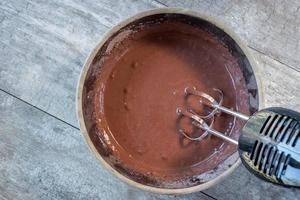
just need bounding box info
[176,87,300,187]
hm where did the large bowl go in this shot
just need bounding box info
[77,8,264,194]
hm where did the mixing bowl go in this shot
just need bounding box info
[77,8,264,194]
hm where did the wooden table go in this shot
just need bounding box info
[1,1,300,199]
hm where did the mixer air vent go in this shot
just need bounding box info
[249,141,290,180]
[259,114,300,146]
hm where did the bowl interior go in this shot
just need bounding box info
[80,13,259,189]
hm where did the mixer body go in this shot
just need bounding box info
[239,107,300,187]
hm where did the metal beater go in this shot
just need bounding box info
[177,87,300,187]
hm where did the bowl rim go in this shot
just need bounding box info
[76,7,265,195]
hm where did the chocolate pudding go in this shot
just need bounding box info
[81,14,259,188]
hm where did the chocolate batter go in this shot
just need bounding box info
[82,14,259,188]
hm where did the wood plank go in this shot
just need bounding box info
[158,0,300,70]
[251,50,300,110]
[0,90,213,200]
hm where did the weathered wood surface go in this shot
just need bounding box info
[0,0,300,199]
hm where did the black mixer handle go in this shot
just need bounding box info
[239,107,300,188]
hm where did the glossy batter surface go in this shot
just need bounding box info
[83,18,257,188]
